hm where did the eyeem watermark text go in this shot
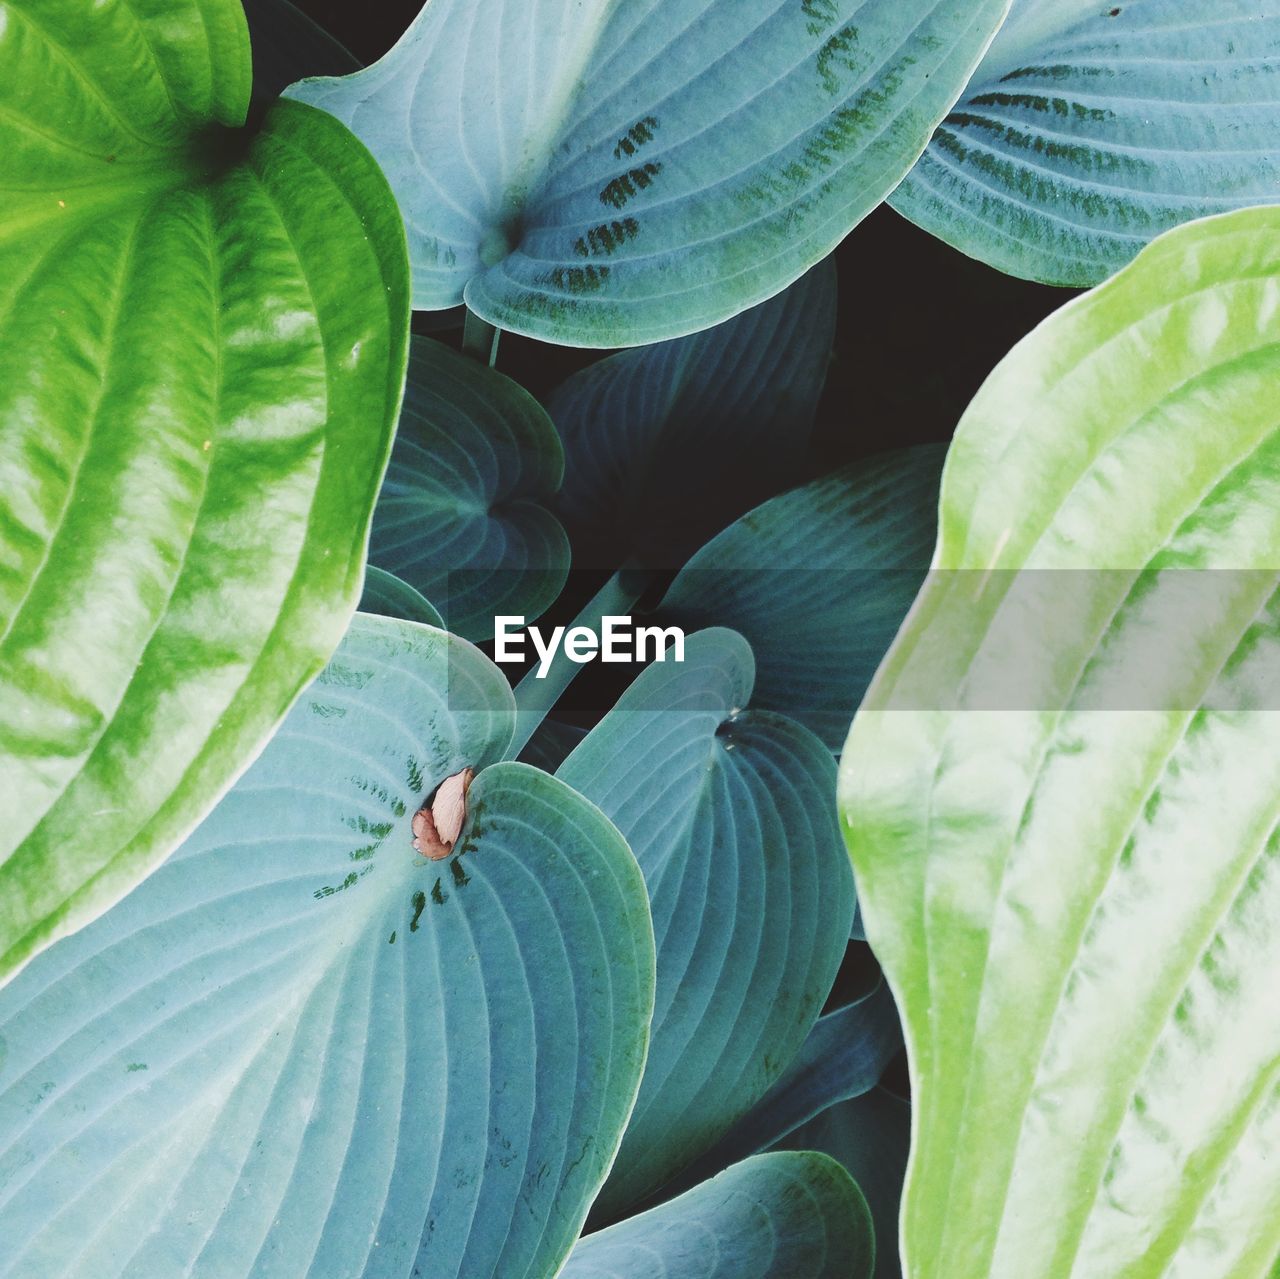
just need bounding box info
[494,615,685,679]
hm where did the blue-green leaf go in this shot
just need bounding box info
[287,0,1012,345]
[0,616,654,1279]
[562,1152,873,1279]
[550,261,836,567]
[669,981,903,1197]
[368,337,569,640]
[559,629,854,1215]
[358,567,444,627]
[892,0,1280,286]
[661,447,943,749]
[776,1088,912,1279]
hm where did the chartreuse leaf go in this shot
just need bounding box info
[560,629,854,1216]
[775,1089,912,1279]
[0,2,411,990]
[662,447,944,749]
[561,1152,873,1279]
[892,0,1280,286]
[287,0,1012,345]
[549,260,836,568]
[840,208,1280,1279]
[0,615,654,1279]
[358,566,445,628]
[368,336,569,640]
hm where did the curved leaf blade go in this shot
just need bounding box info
[775,1088,912,1279]
[288,0,1011,345]
[368,337,569,640]
[840,208,1280,1278]
[892,0,1280,285]
[662,447,943,749]
[550,260,836,568]
[560,628,855,1215]
[562,1152,873,1279]
[0,0,411,991]
[670,981,903,1197]
[0,616,654,1279]
[358,567,445,628]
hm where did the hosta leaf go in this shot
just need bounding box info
[561,1152,873,1279]
[559,628,854,1215]
[358,567,444,627]
[518,718,588,775]
[662,447,943,749]
[549,260,836,568]
[0,615,654,1279]
[0,2,410,991]
[287,0,1012,345]
[775,1088,912,1279]
[368,337,569,640]
[840,208,1280,1278]
[892,0,1280,286]
[670,981,903,1196]
[243,0,360,106]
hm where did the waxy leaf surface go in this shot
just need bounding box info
[0,615,655,1279]
[893,0,1280,285]
[663,447,943,749]
[841,208,1280,1279]
[0,0,411,988]
[550,261,836,568]
[560,628,854,1215]
[288,0,1011,344]
[368,337,569,640]
[562,1152,873,1279]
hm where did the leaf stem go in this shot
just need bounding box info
[505,567,652,761]
[462,309,500,367]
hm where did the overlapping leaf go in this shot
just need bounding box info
[0,1,410,989]
[358,567,444,627]
[549,260,836,568]
[775,1088,912,1279]
[368,336,569,640]
[559,628,854,1215]
[841,208,1280,1278]
[562,1152,873,1279]
[893,0,1280,285]
[0,615,655,1279]
[288,0,1012,344]
[662,447,944,749]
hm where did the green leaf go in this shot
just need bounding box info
[358,567,444,627]
[0,615,655,1278]
[563,1152,873,1279]
[775,1088,912,1279]
[840,208,1280,1278]
[0,3,411,991]
[368,336,569,640]
[550,261,836,568]
[287,0,1012,345]
[892,0,1280,286]
[560,628,855,1215]
[662,447,943,750]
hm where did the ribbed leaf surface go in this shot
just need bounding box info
[841,208,1280,1278]
[0,1,411,988]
